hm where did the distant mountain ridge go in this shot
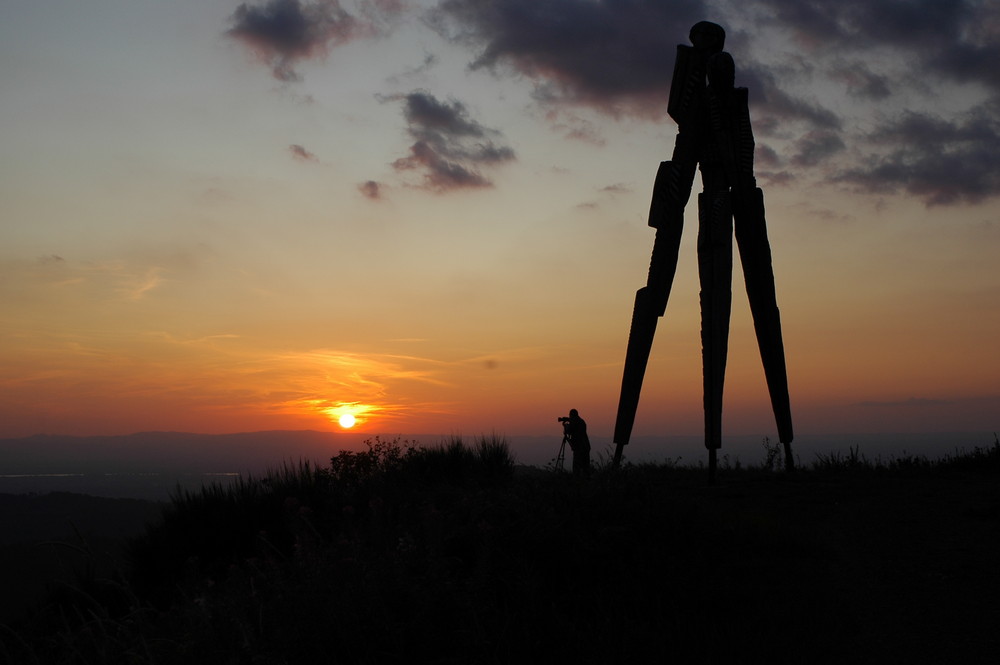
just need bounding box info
[3,429,993,477]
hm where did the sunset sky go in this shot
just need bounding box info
[2,0,997,449]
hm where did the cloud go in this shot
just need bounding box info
[791,130,845,167]
[834,107,1000,206]
[738,1,1000,209]
[269,349,457,425]
[545,109,606,145]
[224,1,998,206]
[430,0,707,117]
[358,180,384,200]
[388,90,515,192]
[386,52,439,84]
[830,61,891,100]
[754,0,1000,94]
[227,0,363,81]
[428,1,1000,207]
[393,141,492,190]
[21,257,169,302]
[122,267,166,301]
[427,0,842,129]
[749,1,1000,204]
[758,170,795,187]
[736,66,842,133]
[755,144,782,169]
[289,143,318,161]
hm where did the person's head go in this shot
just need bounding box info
[569,409,579,418]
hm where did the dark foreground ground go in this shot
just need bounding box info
[2,441,998,664]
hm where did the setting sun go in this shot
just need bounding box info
[320,401,379,430]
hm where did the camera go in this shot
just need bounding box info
[557,416,570,423]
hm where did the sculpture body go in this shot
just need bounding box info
[612,22,793,477]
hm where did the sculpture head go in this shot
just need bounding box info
[689,21,725,53]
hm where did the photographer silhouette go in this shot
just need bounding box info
[560,409,591,476]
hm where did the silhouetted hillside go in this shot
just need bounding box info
[0,492,162,622]
[5,437,1000,663]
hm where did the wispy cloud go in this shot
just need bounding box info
[150,332,242,345]
[386,52,439,84]
[266,349,460,425]
[121,267,166,301]
[289,143,319,161]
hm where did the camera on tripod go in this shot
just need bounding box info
[554,410,589,475]
[554,417,573,471]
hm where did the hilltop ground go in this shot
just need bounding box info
[2,437,999,664]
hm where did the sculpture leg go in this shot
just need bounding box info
[697,190,733,481]
[612,160,694,467]
[612,285,662,467]
[734,187,794,469]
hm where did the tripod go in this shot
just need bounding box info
[554,430,570,471]
[611,22,794,481]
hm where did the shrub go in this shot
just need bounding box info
[475,433,516,482]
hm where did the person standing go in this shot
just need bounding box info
[566,409,591,476]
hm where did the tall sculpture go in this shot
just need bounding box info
[611,22,793,479]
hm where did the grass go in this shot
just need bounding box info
[810,434,1000,472]
[3,433,1000,664]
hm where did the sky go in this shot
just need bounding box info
[1,0,998,450]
